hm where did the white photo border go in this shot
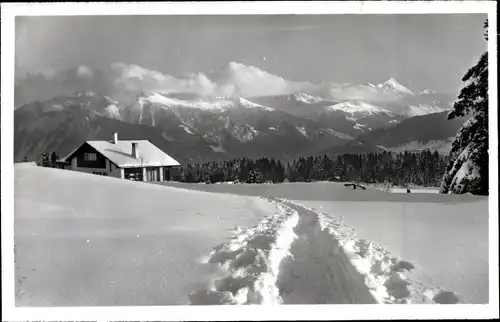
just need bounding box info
[1,1,498,321]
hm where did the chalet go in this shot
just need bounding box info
[59,133,180,181]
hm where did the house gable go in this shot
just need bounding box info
[67,142,109,169]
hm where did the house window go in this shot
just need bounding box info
[84,153,97,161]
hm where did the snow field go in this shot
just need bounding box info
[13,166,488,306]
[363,182,440,194]
[159,181,488,304]
[14,166,279,306]
[292,199,488,304]
[388,188,439,194]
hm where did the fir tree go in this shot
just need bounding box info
[440,20,488,195]
[247,166,263,184]
[50,151,59,168]
[276,160,285,183]
[39,153,50,167]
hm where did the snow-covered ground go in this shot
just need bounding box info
[14,166,277,306]
[293,199,488,304]
[160,181,482,203]
[364,182,440,194]
[160,181,489,304]
[14,167,489,306]
[387,187,439,194]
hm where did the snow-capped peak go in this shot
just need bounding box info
[325,101,393,116]
[290,92,323,104]
[383,78,401,87]
[377,78,413,95]
[144,93,188,107]
[404,104,447,117]
[236,97,275,111]
[136,93,274,112]
[420,88,436,94]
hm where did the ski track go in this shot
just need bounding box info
[189,198,460,305]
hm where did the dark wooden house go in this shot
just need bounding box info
[58,133,180,181]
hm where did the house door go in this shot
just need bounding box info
[146,167,159,181]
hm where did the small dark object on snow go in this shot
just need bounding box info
[407,188,411,193]
[344,183,366,190]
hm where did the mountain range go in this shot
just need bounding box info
[14,62,465,164]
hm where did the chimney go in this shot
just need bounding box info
[113,132,118,144]
[132,142,139,159]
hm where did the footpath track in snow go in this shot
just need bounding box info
[190,198,459,305]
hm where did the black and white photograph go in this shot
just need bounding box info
[1,1,498,321]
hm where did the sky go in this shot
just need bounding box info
[15,14,487,92]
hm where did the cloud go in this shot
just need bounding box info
[326,83,405,102]
[216,62,301,97]
[15,61,415,107]
[105,61,314,98]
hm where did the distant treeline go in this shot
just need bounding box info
[172,150,449,187]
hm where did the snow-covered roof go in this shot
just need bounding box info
[63,140,180,168]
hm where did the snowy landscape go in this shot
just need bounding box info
[7,11,495,315]
[14,164,488,305]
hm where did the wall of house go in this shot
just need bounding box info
[75,143,107,169]
[122,166,172,181]
[70,157,123,178]
[66,143,124,178]
[108,161,123,178]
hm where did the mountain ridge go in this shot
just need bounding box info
[14,63,463,163]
